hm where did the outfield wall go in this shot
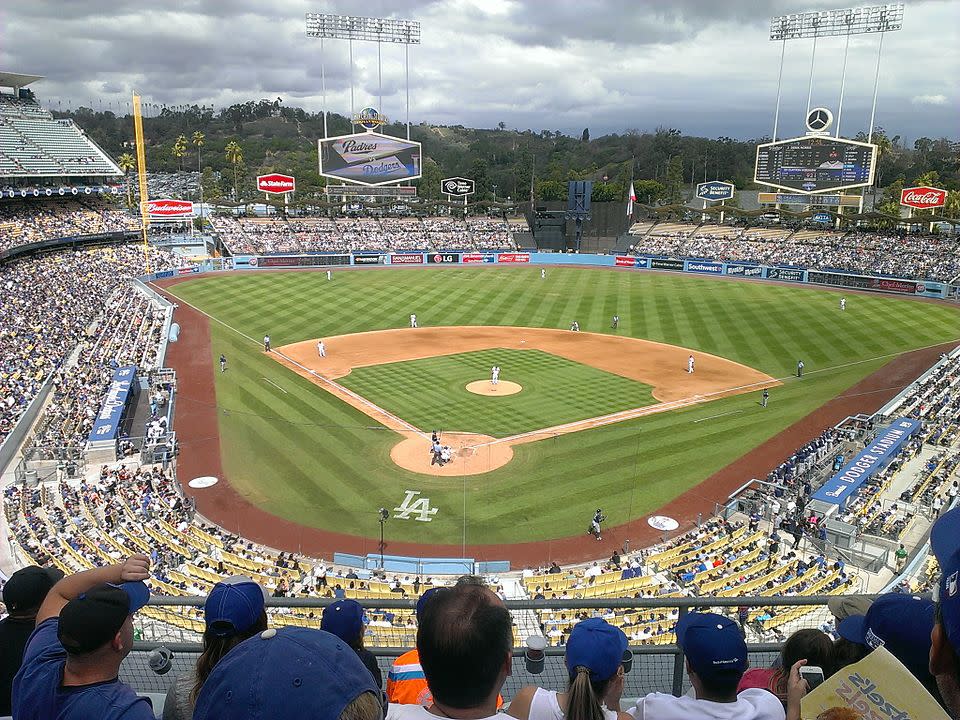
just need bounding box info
[199,250,955,299]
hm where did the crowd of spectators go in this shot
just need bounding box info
[629,224,960,281]
[0,199,138,252]
[0,244,176,448]
[209,214,515,255]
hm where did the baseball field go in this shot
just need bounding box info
[158,266,960,562]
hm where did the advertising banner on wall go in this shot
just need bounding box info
[318,131,422,186]
[427,253,460,264]
[765,268,805,282]
[757,192,861,206]
[147,199,194,218]
[685,261,723,274]
[257,255,350,268]
[88,366,137,442]
[807,271,918,295]
[649,258,685,271]
[726,264,763,277]
[462,253,496,264]
[497,252,530,263]
[390,253,425,265]
[615,255,636,267]
[353,254,385,265]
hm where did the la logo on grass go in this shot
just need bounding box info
[394,490,438,522]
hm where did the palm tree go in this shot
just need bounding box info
[225,141,243,199]
[172,134,188,172]
[193,131,205,225]
[118,152,136,208]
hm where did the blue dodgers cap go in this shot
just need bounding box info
[204,577,267,637]
[931,506,960,649]
[193,627,380,720]
[58,581,150,654]
[837,593,935,683]
[321,599,365,644]
[675,612,747,680]
[416,587,440,620]
[565,618,628,683]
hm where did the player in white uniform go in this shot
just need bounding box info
[326,270,332,281]
[493,366,500,385]
[840,297,846,311]
[541,268,546,279]
[410,313,418,328]
[317,340,326,357]
[263,334,271,352]
[687,355,695,374]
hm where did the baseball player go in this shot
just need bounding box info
[797,359,804,377]
[840,297,846,311]
[541,268,546,279]
[611,314,619,329]
[410,313,418,328]
[570,321,580,332]
[219,354,227,373]
[493,366,500,385]
[317,340,326,357]
[761,388,769,407]
[263,334,271,352]
[687,355,695,374]
[589,509,606,541]
[327,270,332,281]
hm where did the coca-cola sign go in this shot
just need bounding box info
[147,199,194,217]
[900,186,947,209]
[256,173,296,194]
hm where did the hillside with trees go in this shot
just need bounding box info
[58,99,959,213]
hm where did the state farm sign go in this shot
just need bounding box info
[147,199,194,217]
[257,173,296,194]
[900,186,947,209]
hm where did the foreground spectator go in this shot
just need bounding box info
[388,584,511,719]
[0,565,63,715]
[11,554,153,720]
[322,598,383,691]
[162,577,268,720]
[738,628,833,708]
[508,617,632,720]
[192,626,383,720]
[387,588,438,706]
[628,612,785,719]
[931,506,960,719]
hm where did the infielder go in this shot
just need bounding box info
[840,297,846,311]
[541,268,546,279]
[611,314,619,330]
[317,340,326,357]
[410,313,418,328]
[219,354,227,373]
[263,334,271,352]
[570,321,580,332]
[687,355,695,374]
[797,359,804,377]
[761,388,769,407]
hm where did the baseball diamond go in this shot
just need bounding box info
[155,265,960,562]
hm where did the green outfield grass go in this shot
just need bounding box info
[167,267,960,544]
[338,348,656,438]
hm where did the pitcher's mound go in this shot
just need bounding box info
[465,380,523,396]
[391,432,514,476]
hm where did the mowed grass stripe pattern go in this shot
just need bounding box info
[339,349,656,438]
[168,268,960,544]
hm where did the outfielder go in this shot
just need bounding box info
[840,297,846,311]
[317,340,326,357]
[219,354,227,373]
[797,359,804,377]
[327,270,332,281]
[541,268,546,279]
[687,355,695,374]
[410,314,418,328]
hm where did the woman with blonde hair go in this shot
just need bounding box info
[508,618,633,720]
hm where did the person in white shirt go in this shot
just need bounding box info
[317,340,326,357]
[628,612,785,720]
[507,618,633,720]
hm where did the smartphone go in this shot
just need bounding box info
[799,665,825,690]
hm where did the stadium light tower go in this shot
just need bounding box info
[306,13,421,139]
[768,4,903,141]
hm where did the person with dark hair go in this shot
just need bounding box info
[0,565,63,715]
[11,554,154,720]
[507,618,633,720]
[738,628,833,707]
[390,584,512,719]
[928,506,960,718]
[628,612,784,719]
[193,626,383,720]
[162,576,268,720]
[322,599,383,690]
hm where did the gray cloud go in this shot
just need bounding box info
[0,0,956,140]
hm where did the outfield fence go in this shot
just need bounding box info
[124,594,866,701]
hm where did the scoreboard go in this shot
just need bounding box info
[754,136,877,194]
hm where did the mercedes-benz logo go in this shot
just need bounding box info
[806,107,833,132]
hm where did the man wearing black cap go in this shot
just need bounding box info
[0,565,63,715]
[12,554,154,720]
[628,612,784,719]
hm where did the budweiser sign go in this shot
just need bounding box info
[900,186,947,209]
[256,173,296,194]
[147,199,194,217]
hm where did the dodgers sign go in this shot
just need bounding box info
[812,418,921,509]
[695,181,735,202]
[88,366,138,442]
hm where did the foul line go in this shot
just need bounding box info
[261,377,288,394]
[693,409,743,423]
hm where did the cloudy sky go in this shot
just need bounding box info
[1,0,957,141]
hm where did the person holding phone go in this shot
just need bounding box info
[738,628,833,708]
